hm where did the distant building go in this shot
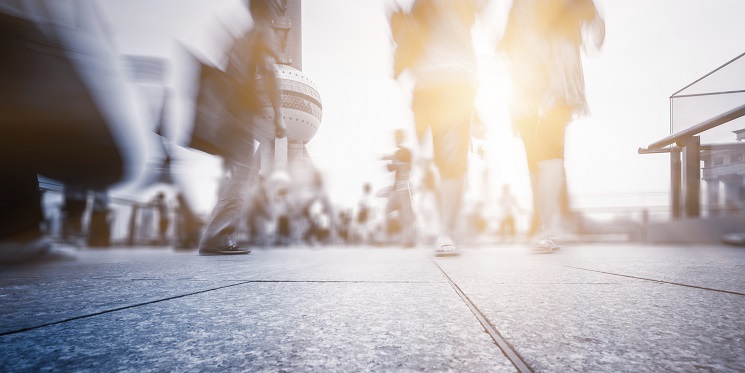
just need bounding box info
[701,129,745,214]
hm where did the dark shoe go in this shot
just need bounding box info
[199,236,250,256]
[0,237,76,263]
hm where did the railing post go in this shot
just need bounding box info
[682,136,701,217]
[670,149,682,219]
[707,178,720,216]
[128,205,139,247]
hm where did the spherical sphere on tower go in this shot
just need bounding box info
[254,65,322,143]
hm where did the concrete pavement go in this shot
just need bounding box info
[2,243,744,372]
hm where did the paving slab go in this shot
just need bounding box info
[5,243,744,371]
[436,245,745,372]
[0,247,311,335]
[250,247,445,282]
[0,278,244,335]
[0,247,446,334]
[0,282,515,372]
[544,244,745,294]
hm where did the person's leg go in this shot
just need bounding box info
[62,188,88,240]
[507,216,516,239]
[533,104,572,249]
[438,178,464,245]
[198,126,256,255]
[385,192,399,244]
[536,158,564,234]
[87,190,112,248]
[400,189,417,246]
[199,161,256,254]
[514,109,542,240]
[0,167,58,262]
[429,85,473,252]
[0,170,45,242]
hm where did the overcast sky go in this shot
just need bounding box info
[98,0,745,214]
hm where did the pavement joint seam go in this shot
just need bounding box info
[199,280,442,283]
[561,265,745,296]
[433,261,533,373]
[0,280,255,337]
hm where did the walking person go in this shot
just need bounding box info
[245,176,273,247]
[390,0,486,255]
[174,193,201,250]
[0,0,152,262]
[498,184,519,241]
[355,183,374,244]
[383,129,416,247]
[153,192,170,245]
[499,0,604,252]
[197,0,287,255]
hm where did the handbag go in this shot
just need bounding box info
[188,43,265,157]
[189,59,237,157]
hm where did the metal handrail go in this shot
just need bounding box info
[638,146,682,155]
[639,141,745,154]
[647,103,745,150]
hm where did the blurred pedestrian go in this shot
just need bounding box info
[196,0,287,255]
[499,0,604,252]
[273,186,293,246]
[153,192,170,245]
[61,188,88,243]
[498,184,519,240]
[336,209,353,244]
[246,175,273,247]
[175,193,202,250]
[355,183,374,244]
[299,170,334,245]
[383,129,416,247]
[0,1,151,262]
[390,0,486,255]
[414,158,440,244]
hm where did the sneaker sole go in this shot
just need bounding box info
[199,249,251,256]
[435,245,460,257]
[532,249,553,255]
[435,251,460,257]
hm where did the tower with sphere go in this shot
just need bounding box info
[253,0,322,177]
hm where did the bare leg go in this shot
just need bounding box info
[438,177,464,246]
[536,158,565,237]
[533,105,572,251]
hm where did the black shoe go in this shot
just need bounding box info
[0,237,76,263]
[198,236,250,256]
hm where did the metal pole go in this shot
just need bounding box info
[670,150,682,219]
[707,179,720,217]
[128,205,139,246]
[682,136,701,217]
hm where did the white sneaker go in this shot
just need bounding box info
[435,235,460,256]
[533,238,558,254]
